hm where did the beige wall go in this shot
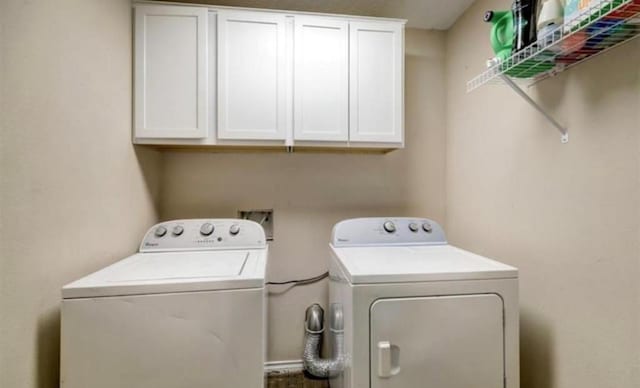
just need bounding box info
[160,28,447,361]
[0,1,161,387]
[4,0,638,386]
[445,1,640,387]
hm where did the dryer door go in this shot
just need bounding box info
[370,294,504,388]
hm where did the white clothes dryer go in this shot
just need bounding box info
[61,219,268,388]
[329,218,519,388]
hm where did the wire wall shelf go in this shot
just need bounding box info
[466,0,640,143]
[468,0,640,92]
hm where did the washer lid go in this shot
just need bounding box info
[62,249,267,298]
[331,245,517,284]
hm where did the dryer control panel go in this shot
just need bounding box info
[140,219,266,252]
[331,217,447,247]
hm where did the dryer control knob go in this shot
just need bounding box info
[383,221,396,233]
[422,222,433,233]
[154,226,167,237]
[409,223,419,232]
[229,224,240,236]
[200,223,215,236]
[172,225,184,236]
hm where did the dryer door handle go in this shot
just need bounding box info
[377,341,401,378]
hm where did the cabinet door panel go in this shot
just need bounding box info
[294,17,349,141]
[350,22,403,143]
[370,295,504,388]
[134,5,207,139]
[218,12,287,140]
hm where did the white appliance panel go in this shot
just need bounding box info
[140,218,266,252]
[61,288,264,388]
[62,249,267,298]
[370,294,504,388]
[333,245,517,283]
[98,251,248,281]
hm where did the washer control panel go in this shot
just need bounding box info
[331,218,447,247]
[140,219,266,252]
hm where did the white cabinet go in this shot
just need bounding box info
[294,17,349,142]
[133,4,405,150]
[217,11,287,141]
[349,22,403,143]
[134,5,208,139]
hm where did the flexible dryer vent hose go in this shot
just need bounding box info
[303,304,345,379]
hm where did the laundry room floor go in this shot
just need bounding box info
[266,371,329,388]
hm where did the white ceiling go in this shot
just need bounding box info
[164,0,476,29]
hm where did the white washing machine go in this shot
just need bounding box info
[60,219,268,388]
[329,218,519,388]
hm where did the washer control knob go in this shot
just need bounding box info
[422,222,433,233]
[172,225,184,236]
[229,224,240,236]
[383,221,396,233]
[154,226,167,237]
[200,223,215,236]
[409,222,419,232]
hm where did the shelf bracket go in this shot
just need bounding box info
[499,75,569,144]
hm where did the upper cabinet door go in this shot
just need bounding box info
[294,17,349,142]
[217,11,287,140]
[134,5,208,139]
[349,22,403,143]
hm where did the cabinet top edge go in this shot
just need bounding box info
[133,1,408,25]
